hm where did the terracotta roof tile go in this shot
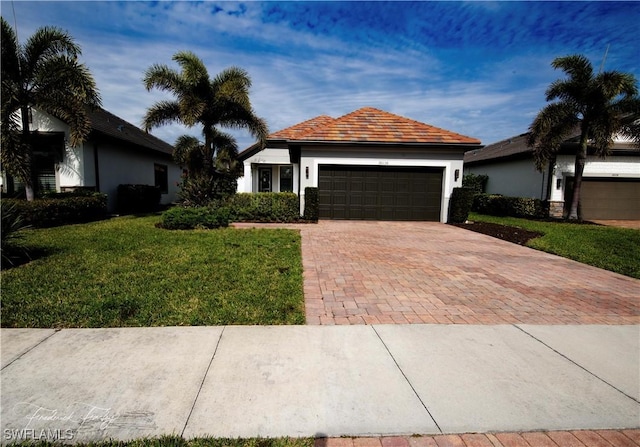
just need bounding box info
[269,115,335,140]
[296,107,480,145]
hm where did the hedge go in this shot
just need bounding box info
[448,187,476,223]
[472,194,548,219]
[3,194,108,228]
[159,206,230,230]
[462,173,488,193]
[303,187,319,222]
[117,184,161,214]
[228,192,300,222]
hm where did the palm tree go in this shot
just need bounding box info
[528,54,640,220]
[1,18,101,200]
[142,51,267,199]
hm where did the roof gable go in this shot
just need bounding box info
[296,107,480,145]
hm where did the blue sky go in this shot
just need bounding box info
[3,1,639,149]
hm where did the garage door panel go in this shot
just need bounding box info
[566,178,640,220]
[318,165,443,221]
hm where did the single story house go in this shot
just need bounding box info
[2,107,182,212]
[463,133,640,220]
[238,107,482,222]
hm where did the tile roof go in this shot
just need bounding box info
[238,107,481,160]
[269,115,335,140]
[88,107,174,155]
[292,107,481,145]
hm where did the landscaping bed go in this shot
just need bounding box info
[451,221,543,245]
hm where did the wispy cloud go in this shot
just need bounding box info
[4,1,638,149]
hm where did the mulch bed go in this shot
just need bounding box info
[451,221,543,245]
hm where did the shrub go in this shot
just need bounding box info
[228,192,300,222]
[42,188,97,198]
[117,184,161,214]
[1,200,30,268]
[178,173,237,207]
[448,187,476,223]
[3,194,108,228]
[472,193,548,219]
[462,173,489,193]
[159,206,230,230]
[303,187,319,222]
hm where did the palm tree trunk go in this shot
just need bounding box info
[20,106,35,201]
[568,135,588,220]
[202,127,213,175]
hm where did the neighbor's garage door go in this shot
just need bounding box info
[318,165,443,221]
[577,178,640,220]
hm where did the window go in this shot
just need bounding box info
[154,164,168,194]
[280,165,293,192]
[259,167,272,192]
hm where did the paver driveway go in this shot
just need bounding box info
[295,221,639,325]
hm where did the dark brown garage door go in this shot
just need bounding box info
[318,165,443,221]
[566,178,640,220]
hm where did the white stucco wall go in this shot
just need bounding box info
[465,158,548,199]
[21,109,88,187]
[96,143,181,211]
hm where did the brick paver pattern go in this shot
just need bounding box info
[316,430,640,447]
[297,221,639,325]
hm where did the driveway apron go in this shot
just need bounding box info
[296,221,639,325]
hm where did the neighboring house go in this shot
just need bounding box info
[464,133,640,219]
[2,107,182,212]
[238,107,482,222]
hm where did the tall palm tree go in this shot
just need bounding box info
[142,51,267,181]
[528,54,639,220]
[1,18,101,200]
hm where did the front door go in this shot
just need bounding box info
[259,167,272,192]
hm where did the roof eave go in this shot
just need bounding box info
[289,139,482,148]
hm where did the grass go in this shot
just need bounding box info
[1,215,305,328]
[9,437,313,447]
[469,212,640,279]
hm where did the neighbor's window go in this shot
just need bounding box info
[154,164,168,194]
[280,165,293,192]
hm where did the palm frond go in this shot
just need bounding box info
[22,26,80,81]
[528,102,578,170]
[142,101,181,132]
[1,18,21,85]
[173,51,209,86]
[173,135,202,167]
[34,56,102,107]
[143,64,184,93]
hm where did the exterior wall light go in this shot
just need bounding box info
[556,178,562,189]
[305,166,309,179]
[454,169,460,182]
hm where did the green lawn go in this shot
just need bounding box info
[1,216,305,328]
[469,212,640,279]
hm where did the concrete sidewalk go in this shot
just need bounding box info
[1,325,638,443]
